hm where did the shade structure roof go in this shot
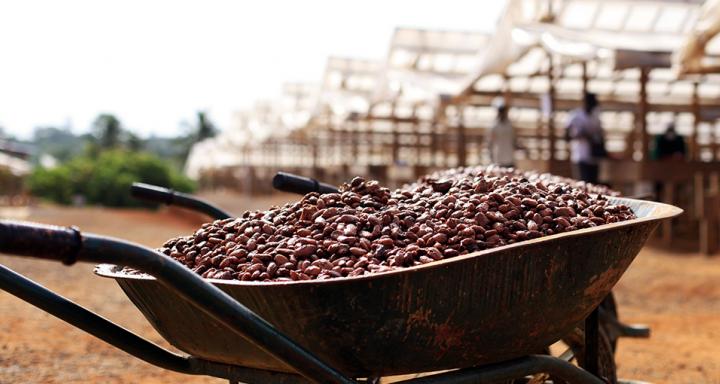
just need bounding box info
[460,0,720,125]
[184,82,319,178]
[374,27,490,105]
[472,0,704,80]
[186,0,720,177]
[315,56,383,122]
[675,0,720,74]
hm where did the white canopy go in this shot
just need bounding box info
[675,0,720,74]
[375,27,490,104]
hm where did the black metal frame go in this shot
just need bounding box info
[272,172,340,195]
[130,182,232,219]
[0,220,607,384]
[0,264,305,384]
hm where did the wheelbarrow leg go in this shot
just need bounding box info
[396,355,605,384]
[584,307,600,377]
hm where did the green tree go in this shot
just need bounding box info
[93,114,122,149]
[32,126,90,162]
[127,131,144,151]
[28,150,195,207]
[196,111,217,142]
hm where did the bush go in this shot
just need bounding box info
[28,150,196,207]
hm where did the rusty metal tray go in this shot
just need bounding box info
[94,197,681,377]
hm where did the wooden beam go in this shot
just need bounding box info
[692,81,701,161]
[463,91,720,118]
[639,68,650,160]
[457,105,467,167]
[391,102,400,163]
[547,52,557,160]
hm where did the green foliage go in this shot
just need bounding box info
[32,126,91,163]
[143,135,193,169]
[93,114,122,149]
[195,111,217,142]
[27,167,74,204]
[28,150,195,207]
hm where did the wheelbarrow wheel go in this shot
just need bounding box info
[560,326,618,384]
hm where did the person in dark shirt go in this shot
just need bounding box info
[652,122,686,200]
[652,122,686,160]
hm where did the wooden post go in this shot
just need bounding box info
[502,74,512,163]
[692,81,701,161]
[431,101,446,168]
[547,52,557,161]
[311,133,319,178]
[713,121,719,162]
[581,62,589,94]
[661,181,675,247]
[391,103,400,164]
[580,62,589,161]
[351,120,359,164]
[457,106,467,167]
[429,120,438,168]
[638,67,650,161]
[699,172,720,255]
[411,105,422,166]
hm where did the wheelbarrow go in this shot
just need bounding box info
[0,192,681,383]
[131,173,652,355]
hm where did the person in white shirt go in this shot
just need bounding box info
[566,92,606,183]
[487,101,516,168]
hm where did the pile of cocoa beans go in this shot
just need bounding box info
[158,166,635,281]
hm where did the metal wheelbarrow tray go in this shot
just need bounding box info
[91,197,680,378]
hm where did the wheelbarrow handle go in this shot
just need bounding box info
[0,219,353,384]
[0,220,82,265]
[272,172,339,195]
[0,264,306,383]
[130,183,232,220]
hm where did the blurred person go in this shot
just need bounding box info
[652,122,686,200]
[566,92,606,184]
[487,99,516,168]
[652,122,686,160]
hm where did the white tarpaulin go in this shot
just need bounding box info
[675,0,720,74]
[463,0,703,86]
[375,28,489,104]
[467,0,548,79]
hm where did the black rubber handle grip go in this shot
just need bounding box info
[130,183,175,205]
[130,182,232,220]
[272,172,339,195]
[0,220,82,265]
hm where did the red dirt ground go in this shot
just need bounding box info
[1,195,718,383]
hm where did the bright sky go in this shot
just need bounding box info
[0,0,504,139]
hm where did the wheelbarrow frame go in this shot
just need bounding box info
[0,174,668,383]
[0,220,607,384]
[131,176,650,353]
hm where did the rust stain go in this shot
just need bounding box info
[432,323,465,359]
[407,308,431,327]
[407,307,465,359]
[583,265,623,299]
[403,308,432,341]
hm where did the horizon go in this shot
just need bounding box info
[0,0,504,140]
